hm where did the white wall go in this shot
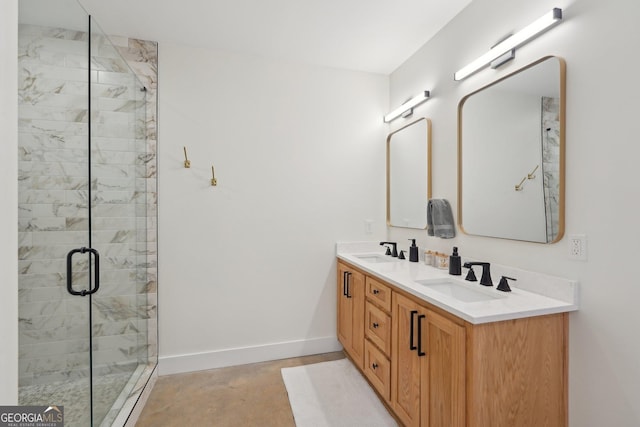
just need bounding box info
[157,43,388,373]
[387,0,640,425]
[0,0,19,405]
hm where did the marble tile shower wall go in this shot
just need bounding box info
[17,24,158,387]
[112,34,158,374]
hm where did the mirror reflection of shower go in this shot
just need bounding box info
[459,56,565,243]
[541,96,561,243]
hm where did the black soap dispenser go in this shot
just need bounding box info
[408,239,419,262]
[449,247,461,275]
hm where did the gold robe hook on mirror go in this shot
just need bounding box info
[515,176,527,191]
[211,165,217,186]
[183,147,191,168]
[527,164,539,179]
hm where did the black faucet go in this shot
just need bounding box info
[463,262,493,286]
[497,276,516,292]
[379,241,398,257]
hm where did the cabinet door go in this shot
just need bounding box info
[423,310,465,427]
[337,263,353,349]
[337,262,365,368]
[349,268,365,367]
[392,292,424,427]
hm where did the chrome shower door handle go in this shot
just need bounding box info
[66,247,100,296]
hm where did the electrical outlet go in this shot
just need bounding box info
[568,234,587,261]
[364,219,373,235]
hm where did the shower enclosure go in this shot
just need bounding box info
[18,0,158,425]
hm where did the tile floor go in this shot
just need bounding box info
[135,351,345,426]
[20,371,133,427]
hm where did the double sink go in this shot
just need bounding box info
[339,242,578,324]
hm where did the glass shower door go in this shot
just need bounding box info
[87,17,150,426]
[18,1,154,426]
[18,1,93,424]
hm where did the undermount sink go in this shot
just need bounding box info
[414,278,503,303]
[353,254,399,263]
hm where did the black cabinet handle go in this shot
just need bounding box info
[373,322,379,329]
[409,310,418,351]
[343,271,348,296]
[346,272,352,298]
[373,289,380,295]
[417,314,426,357]
[372,363,378,370]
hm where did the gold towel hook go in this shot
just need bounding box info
[211,165,217,186]
[527,165,539,179]
[515,176,526,191]
[183,147,191,168]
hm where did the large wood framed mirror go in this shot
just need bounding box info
[387,117,432,229]
[458,56,565,243]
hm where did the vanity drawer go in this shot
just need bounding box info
[366,277,392,312]
[365,301,392,357]
[364,340,391,402]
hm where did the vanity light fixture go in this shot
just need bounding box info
[383,91,430,123]
[454,7,563,81]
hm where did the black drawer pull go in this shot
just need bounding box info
[373,289,380,295]
[372,322,379,328]
[372,363,378,370]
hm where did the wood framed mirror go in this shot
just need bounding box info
[387,117,432,229]
[458,56,565,243]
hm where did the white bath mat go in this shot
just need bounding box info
[281,358,398,427]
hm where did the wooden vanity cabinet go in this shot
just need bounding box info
[337,259,568,427]
[337,261,365,369]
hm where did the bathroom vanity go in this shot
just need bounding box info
[336,242,578,427]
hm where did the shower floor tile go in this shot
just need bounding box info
[19,371,132,427]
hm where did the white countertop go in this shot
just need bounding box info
[337,241,579,325]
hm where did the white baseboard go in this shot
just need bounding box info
[158,336,343,376]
